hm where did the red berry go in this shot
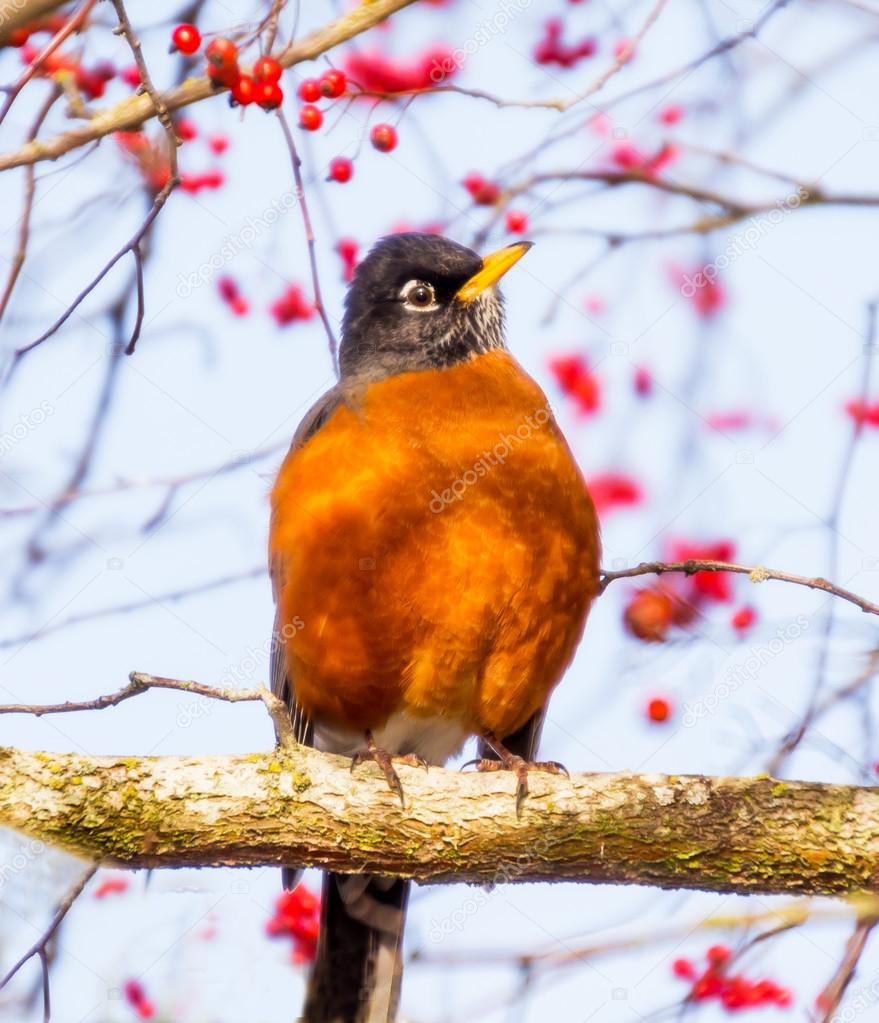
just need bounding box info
[258,81,283,110]
[299,104,323,130]
[328,157,353,183]
[671,957,695,979]
[205,37,238,71]
[254,56,282,83]
[505,210,528,234]
[298,78,321,102]
[208,132,229,155]
[731,606,756,632]
[660,103,683,125]
[370,123,397,152]
[176,117,197,141]
[208,63,238,88]
[230,75,256,106]
[706,943,732,965]
[624,588,673,642]
[319,68,346,98]
[463,172,500,205]
[633,365,652,396]
[8,27,30,46]
[121,64,141,87]
[171,24,201,55]
[646,696,671,723]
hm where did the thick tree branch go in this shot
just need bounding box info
[3,744,879,897]
[0,0,418,172]
[0,0,67,45]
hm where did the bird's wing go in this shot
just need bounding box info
[270,386,347,887]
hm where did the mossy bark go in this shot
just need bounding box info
[2,745,878,896]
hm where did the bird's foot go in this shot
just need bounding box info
[350,731,427,808]
[465,732,568,817]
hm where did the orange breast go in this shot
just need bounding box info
[269,349,600,739]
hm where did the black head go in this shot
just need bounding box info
[339,233,531,380]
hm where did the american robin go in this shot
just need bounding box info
[269,233,600,1023]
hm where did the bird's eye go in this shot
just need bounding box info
[400,280,437,311]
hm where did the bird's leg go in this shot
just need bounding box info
[466,731,568,816]
[350,730,428,808]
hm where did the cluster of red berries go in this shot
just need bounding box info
[169,24,284,110]
[18,44,115,100]
[123,979,155,1020]
[463,172,501,206]
[611,140,678,178]
[218,276,249,316]
[623,540,737,643]
[670,263,727,319]
[534,18,597,68]
[846,398,879,427]
[298,68,347,132]
[270,284,315,326]
[548,352,600,416]
[115,131,174,192]
[296,67,398,178]
[297,68,345,132]
[343,45,458,92]
[266,885,320,963]
[672,946,793,1012]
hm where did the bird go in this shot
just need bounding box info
[269,232,601,1023]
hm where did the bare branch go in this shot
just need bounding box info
[0,670,297,746]
[599,559,879,616]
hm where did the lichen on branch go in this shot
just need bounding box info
[3,744,879,897]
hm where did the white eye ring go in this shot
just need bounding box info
[400,279,438,311]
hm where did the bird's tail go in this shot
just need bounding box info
[302,872,409,1023]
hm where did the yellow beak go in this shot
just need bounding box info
[455,241,533,303]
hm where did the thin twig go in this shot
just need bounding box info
[0,862,97,1020]
[109,0,179,356]
[0,86,59,326]
[815,916,878,1023]
[0,567,262,650]
[277,109,339,370]
[3,184,172,382]
[599,559,879,616]
[0,670,297,746]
